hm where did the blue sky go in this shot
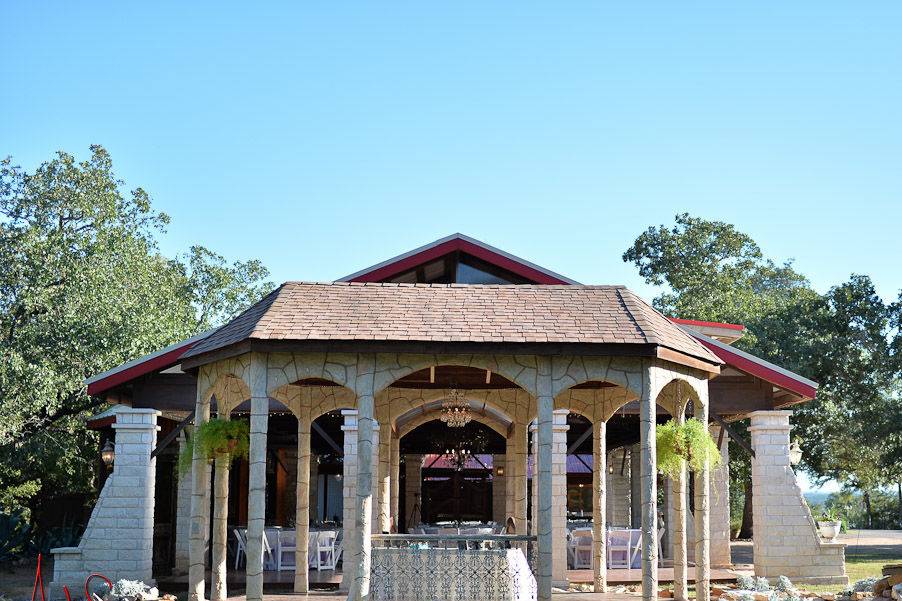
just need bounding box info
[5,3,898,491]
[2,3,900,306]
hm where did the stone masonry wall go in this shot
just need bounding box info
[51,408,161,598]
[749,411,847,585]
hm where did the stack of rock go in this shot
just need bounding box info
[873,565,902,600]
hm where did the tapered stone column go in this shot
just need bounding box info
[174,430,193,575]
[639,368,658,601]
[404,454,423,530]
[295,410,311,593]
[378,429,391,533]
[671,409,689,601]
[592,420,607,592]
[211,413,231,601]
[351,356,376,601]
[188,389,211,601]
[340,410,359,592]
[390,433,400,531]
[552,410,569,587]
[536,357,553,601]
[245,354,269,601]
[709,425,731,568]
[694,397,711,601]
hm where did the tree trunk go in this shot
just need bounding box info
[863,491,873,529]
[739,481,753,539]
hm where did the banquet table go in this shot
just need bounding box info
[261,527,340,570]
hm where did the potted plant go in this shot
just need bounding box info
[817,509,842,540]
[178,419,250,475]
[656,418,723,479]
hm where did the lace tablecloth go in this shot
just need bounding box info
[370,546,536,601]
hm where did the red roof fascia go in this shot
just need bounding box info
[86,343,192,396]
[669,318,745,331]
[694,337,817,399]
[347,238,570,285]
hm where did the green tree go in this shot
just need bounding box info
[624,213,902,531]
[0,146,271,524]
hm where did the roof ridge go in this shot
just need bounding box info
[614,288,652,344]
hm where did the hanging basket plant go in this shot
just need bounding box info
[656,418,722,479]
[178,419,250,475]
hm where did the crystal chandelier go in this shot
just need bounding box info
[445,446,471,471]
[440,386,472,428]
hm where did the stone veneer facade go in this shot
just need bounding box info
[50,407,161,596]
[749,411,847,585]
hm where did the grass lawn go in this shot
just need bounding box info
[804,547,902,594]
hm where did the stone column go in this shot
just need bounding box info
[551,409,569,588]
[340,410,359,592]
[404,454,423,530]
[530,425,538,533]
[245,354,269,601]
[295,411,311,593]
[536,357,553,601]
[174,430,193,575]
[188,388,212,601]
[211,413,231,601]
[378,427,391,533]
[351,355,376,601]
[671,408,689,601]
[709,425,731,567]
[639,368,658,601]
[694,395,711,601]
[390,433,400,531]
[592,420,607,592]
[492,455,506,524]
[509,422,528,532]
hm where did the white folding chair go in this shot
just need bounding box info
[233,529,247,570]
[278,530,297,571]
[262,529,276,570]
[571,528,593,570]
[315,530,337,570]
[607,529,632,570]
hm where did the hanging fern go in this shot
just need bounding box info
[656,418,722,479]
[178,419,250,475]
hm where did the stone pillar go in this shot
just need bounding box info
[671,409,689,601]
[340,410,359,592]
[639,370,658,601]
[509,422,528,532]
[531,426,538,533]
[592,420,607,592]
[551,409,569,588]
[390,433,400,531]
[295,411,311,593]
[211,413,231,601]
[694,396,711,601]
[404,454,423,530]
[709,425,731,568]
[492,455,506,524]
[174,430,193,575]
[606,449,631,527]
[188,389,212,601]
[378,427,391,533]
[749,411,847,584]
[351,356,376,601]
[245,354,269,601]
[536,357,553,601]
[50,407,161,597]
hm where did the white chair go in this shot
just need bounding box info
[262,529,276,570]
[315,530,338,570]
[571,528,593,570]
[233,529,247,570]
[657,526,665,562]
[607,529,633,570]
[277,530,297,571]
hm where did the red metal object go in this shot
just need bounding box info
[30,553,113,601]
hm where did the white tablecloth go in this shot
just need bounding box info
[370,547,536,601]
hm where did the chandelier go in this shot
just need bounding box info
[440,386,472,428]
[444,446,471,471]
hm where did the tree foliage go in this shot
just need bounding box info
[0,146,272,521]
[624,213,902,526]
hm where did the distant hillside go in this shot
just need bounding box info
[804,491,831,506]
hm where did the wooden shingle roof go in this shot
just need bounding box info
[182,282,722,369]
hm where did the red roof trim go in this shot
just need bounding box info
[86,415,116,429]
[694,337,817,399]
[87,343,192,396]
[347,238,571,285]
[670,318,745,331]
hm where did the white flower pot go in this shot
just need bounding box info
[817,520,841,540]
